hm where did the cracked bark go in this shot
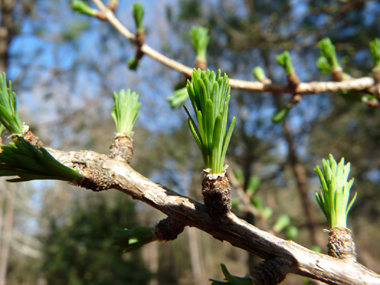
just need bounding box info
[43,146,380,285]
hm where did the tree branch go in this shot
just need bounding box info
[91,0,377,96]
[45,146,380,285]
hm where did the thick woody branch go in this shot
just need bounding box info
[91,0,377,96]
[46,146,380,285]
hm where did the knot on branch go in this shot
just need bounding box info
[250,257,292,285]
[202,175,231,219]
[23,129,43,148]
[72,152,115,191]
[109,136,133,163]
[286,73,300,87]
[195,59,207,71]
[154,217,185,241]
[327,227,357,261]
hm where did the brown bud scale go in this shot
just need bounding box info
[327,227,357,261]
[202,175,231,219]
[109,136,133,163]
[154,217,185,241]
[286,73,300,87]
[195,59,207,71]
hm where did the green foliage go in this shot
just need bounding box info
[132,3,145,32]
[112,226,155,252]
[317,38,340,73]
[166,87,188,108]
[41,195,151,285]
[252,66,266,81]
[185,69,236,174]
[276,51,294,74]
[71,1,96,16]
[286,226,298,240]
[127,57,139,70]
[111,89,141,137]
[246,176,260,195]
[370,38,380,70]
[0,137,81,182]
[210,264,252,285]
[273,214,291,232]
[315,154,357,228]
[189,26,209,61]
[272,106,290,123]
[0,73,23,134]
[261,207,273,219]
[250,196,261,210]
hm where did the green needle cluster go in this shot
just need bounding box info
[112,226,155,252]
[210,264,252,285]
[0,137,80,182]
[0,73,23,134]
[132,3,145,33]
[111,89,141,137]
[315,154,357,228]
[317,38,340,74]
[276,51,294,75]
[370,38,380,70]
[185,69,236,174]
[190,26,209,61]
[71,1,96,16]
[166,87,188,108]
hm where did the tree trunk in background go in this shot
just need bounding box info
[0,0,13,72]
[188,227,207,285]
[0,188,15,285]
[282,122,325,249]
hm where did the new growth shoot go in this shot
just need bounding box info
[71,1,97,16]
[315,154,357,228]
[190,26,209,62]
[0,73,23,134]
[370,38,380,71]
[185,69,236,174]
[111,89,141,137]
[132,3,145,33]
[0,137,80,182]
[317,38,340,74]
[276,51,294,75]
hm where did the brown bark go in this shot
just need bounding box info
[45,146,380,284]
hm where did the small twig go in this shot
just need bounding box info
[90,0,377,96]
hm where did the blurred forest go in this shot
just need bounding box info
[0,0,380,284]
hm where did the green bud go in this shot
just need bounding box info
[112,226,155,252]
[252,66,266,81]
[370,38,380,70]
[276,51,294,74]
[273,215,291,233]
[250,196,262,210]
[246,176,260,195]
[272,106,290,123]
[132,3,145,32]
[318,38,340,71]
[71,1,96,16]
[286,226,298,240]
[190,26,209,61]
[261,207,273,219]
[166,87,188,108]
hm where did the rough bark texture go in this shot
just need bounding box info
[23,129,43,148]
[44,146,380,284]
[154,217,185,241]
[109,136,133,163]
[327,227,357,261]
[250,258,292,285]
[202,175,231,219]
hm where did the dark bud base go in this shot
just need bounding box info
[202,176,231,219]
[109,136,133,163]
[327,227,357,261]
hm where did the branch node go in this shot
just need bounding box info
[202,175,232,219]
[250,257,292,285]
[109,135,133,163]
[154,217,185,241]
[327,227,357,261]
